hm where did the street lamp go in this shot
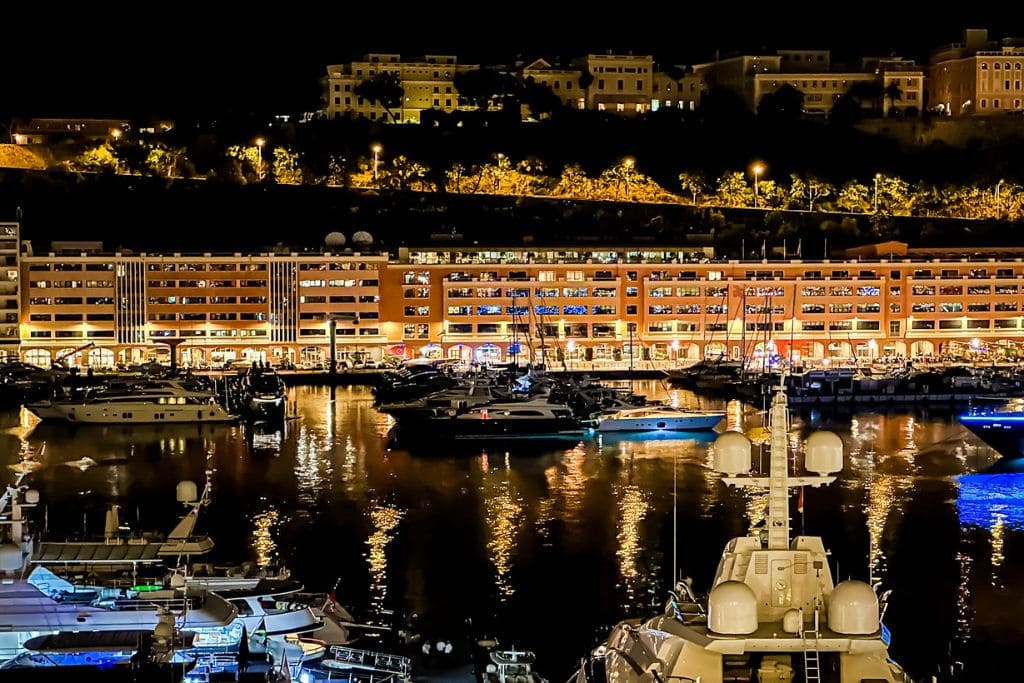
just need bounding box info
[873,173,882,213]
[255,137,266,180]
[996,179,1004,201]
[752,163,765,208]
[371,143,383,180]
[110,129,122,143]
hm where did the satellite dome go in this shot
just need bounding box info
[153,620,175,641]
[24,489,39,504]
[325,232,347,248]
[827,580,879,634]
[707,580,758,634]
[782,608,802,634]
[176,480,198,504]
[713,431,752,475]
[805,431,843,475]
[352,231,374,246]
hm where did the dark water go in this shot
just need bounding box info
[4,382,1022,682]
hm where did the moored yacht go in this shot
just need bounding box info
[25,380,236,424]
[576,377,914,683]
[441,398,581,439]
[238,365,287,421]
[597,406,724,432]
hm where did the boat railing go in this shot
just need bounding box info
[327,645,412,675]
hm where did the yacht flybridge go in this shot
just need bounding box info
[577,377,913,683]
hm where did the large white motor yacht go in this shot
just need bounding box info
[577,378,914,683]
[597,406,724,432]
[26,380,235,424]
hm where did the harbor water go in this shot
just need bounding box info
[4,382,1022,682]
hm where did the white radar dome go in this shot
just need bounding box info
[352,231,374,246]
[713,431,752,475]
[325,232,347,248]
[24,489,40,504]
[827,580,880,634]
[805,431,843,475]
[153,619,175,641]
[708,580,758,634]
[782,608,802,634]
[176,480,198,504]
[0,544,22,572]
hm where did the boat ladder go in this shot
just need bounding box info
[801,627,822,683]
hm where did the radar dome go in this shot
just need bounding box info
[325,232,347,249]
[707,580,758,634]
[805,431,843,475]
[713,431,752,475]
[24,489,39,504]
[827,580,879,634]
[170,573,187,589]
[352,231,374,247]
[0,544,22,572]
[782,608,802,634]
[176,480,198,504]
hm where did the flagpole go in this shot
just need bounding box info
[673,451,678,585]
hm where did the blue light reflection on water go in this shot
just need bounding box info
[958,473,1024,529]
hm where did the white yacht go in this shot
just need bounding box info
[576,378,914,683]
[26,380,236,424]
[597,406,724,432]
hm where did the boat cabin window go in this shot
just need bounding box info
[229,599,255,616]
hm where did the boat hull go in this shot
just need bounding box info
[46,404,236,425]
[597,414,723,432]
[961,414,1024,459]
[440,416,582,440]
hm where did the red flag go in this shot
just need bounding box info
[797,487,805,514]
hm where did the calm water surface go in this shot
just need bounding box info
[3,382,1022,682]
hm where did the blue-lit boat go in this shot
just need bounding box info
[959,404,1024,459]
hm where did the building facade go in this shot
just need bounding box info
[324,54,479,123]
[0,224,19,359]
[15,238,1024,368]
[521,59,585,110]
[580,54,655,114]
[930,29,1024,116]
[20,246,387,369]
[695,51,925,115]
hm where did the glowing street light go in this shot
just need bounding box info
[873,172,882,213]
[752,162,765,208]
[371,143,383,180]
[255,137,266,180]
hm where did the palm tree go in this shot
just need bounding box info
[883,81,903,114]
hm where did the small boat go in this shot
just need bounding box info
[959,406,1024,459]
[239,366,287,421]
[597,406,724,432]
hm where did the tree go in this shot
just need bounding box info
[757,84,804,122]
[847,81,884,115]
[835,181,871,213]
[272,147,304,185]
[224,145,262,183]
[577,71,594,107]
[755,179,788,208]
[789,174,834,211]
[380,155,429,191]
[353,71,405,123]
[68,144,118,173]
[327,155,352,187]
[145,144,189,178]
[446,163,467,193]
[884,81,903,113]
[110,141,150,176]
[678,171,707,205]
[874,174,912,215]
[453,69,520,111]
[553,163,594,199]
[714,171,754,207]
[521,77,563,120]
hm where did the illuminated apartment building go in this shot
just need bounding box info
[324,54,478,123]
[16,239,1024,367]
[20,246,386,369]
[930,28,1024,116]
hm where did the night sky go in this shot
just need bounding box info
[2,5,1022,119]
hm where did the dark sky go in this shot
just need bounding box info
[2,4,1021,119]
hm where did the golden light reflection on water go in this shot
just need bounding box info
[484,477,524,601]
[538,443,587,537]
[294,426,335,506]
[251,507,280,567]
[990,511,1006,574]
[616,484,649,601]
[366,502,404,614]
